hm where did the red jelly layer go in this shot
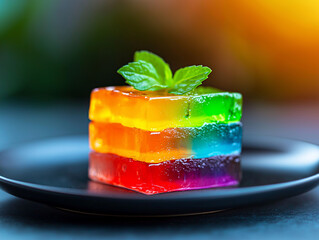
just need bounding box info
[89,152,241,195]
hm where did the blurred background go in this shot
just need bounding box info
[1,0,319,101]
[1,2,319,237]
[1,0,319,146]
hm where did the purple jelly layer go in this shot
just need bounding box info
[89,152,241,195]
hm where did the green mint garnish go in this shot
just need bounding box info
[117,50,212,95]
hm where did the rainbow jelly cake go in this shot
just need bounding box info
[88,86,242,194]
[88,50,242,194]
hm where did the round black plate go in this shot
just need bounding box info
[0,135,319,216]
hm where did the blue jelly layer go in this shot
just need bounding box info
[190,122,242,159]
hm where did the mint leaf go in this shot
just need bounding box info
[117,51,213,95]
[134,51,172,85]
[117,60,167,91]
[169,66,212,94]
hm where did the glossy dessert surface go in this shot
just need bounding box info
[90,121,242,163]
[89,86,242,131]
[88,85,242,194]
[89,152,241,195]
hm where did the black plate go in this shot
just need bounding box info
[0,135,319,216]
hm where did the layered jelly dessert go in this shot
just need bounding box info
[88,50,242,194]
[89,86,242,194]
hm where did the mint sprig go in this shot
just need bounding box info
[117,50,212,95]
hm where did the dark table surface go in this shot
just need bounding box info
[1,100,319,239]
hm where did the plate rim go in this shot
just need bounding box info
[1,165,319,201]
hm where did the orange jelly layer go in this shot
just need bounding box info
[89,86,242,131]
[89,122,189,163]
